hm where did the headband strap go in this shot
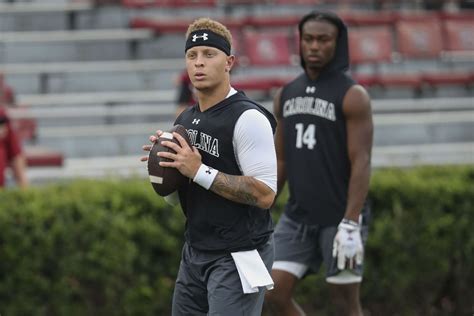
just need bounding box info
[185,29,231,56]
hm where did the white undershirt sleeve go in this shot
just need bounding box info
[233,109,277,193]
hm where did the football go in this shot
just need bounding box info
[147,124,191,196]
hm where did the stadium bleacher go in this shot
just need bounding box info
[0,59,183,94]
[0,0,472,183]
[0,1,93,30]
[129,9,473,94]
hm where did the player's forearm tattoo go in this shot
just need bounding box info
[211,173,258,206]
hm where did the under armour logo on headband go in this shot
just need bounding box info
[186,29,231,55]
[192,33,208,42]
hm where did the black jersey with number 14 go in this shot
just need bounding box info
[280,15,357,225]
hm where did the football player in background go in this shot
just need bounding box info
[265,10,373,316]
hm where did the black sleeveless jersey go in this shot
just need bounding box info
[280,71,355,225]
[175,91,277,252]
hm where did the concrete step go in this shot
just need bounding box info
[23,109,473,158]
[17,89,176,106]
[2,59,183,93]
[22,141,474,185]
[0,28,153,63]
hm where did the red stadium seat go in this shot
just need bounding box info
[122,0,170,8]
[222,0,260,3]
[130,17,191,34]
[422,71,473,87]
[393,11,439,22]
[172,0,217,7]
[439,11,474,22]
[395,18,443,59]
[352,74,379,88]
[443,20,474,52]
[242,30,292,66]
[122,0,216,8]
[273,0,320,3]
[218,17,247,29]
[349,26,393,65]
[349,26,423,91]
[341,11,395,27]
[378,73,423,90]
[130,17,245,35]
[354,73,423,91]
[24,147,64,167]
[246,15,300,28]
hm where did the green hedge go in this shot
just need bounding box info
[0,181,185,316]
[364,166,474,316]
[0,166,472,315]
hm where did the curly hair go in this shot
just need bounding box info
[186,18,232,50]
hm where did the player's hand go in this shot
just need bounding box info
[332,219,363,270]
[140,130,164,162]
[158,131,202,179]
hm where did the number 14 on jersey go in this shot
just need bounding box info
[295,123,317,149]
